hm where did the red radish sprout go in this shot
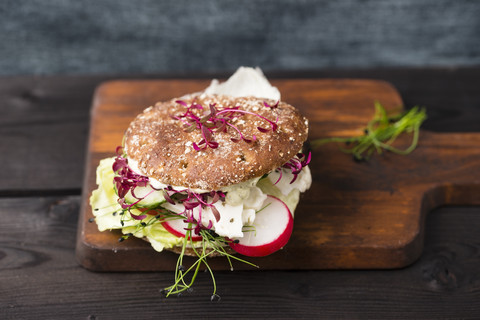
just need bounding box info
[173,100,279,151]
[274,151,312,184]
[112,148,225,235]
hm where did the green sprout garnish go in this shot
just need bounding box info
[311,102,427,161]
[241,225,256,234]
[92,148,265,300]
[161,227,258,300]
[93,200,259,299]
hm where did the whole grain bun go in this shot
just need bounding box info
[124,94,308,190]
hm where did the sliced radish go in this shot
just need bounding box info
[229,195,293,257]
[161,218,202,241]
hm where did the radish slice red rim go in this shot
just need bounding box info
[162,218,203,241]
[229,195,293,257]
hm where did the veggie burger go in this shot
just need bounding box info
[90,67,312,297]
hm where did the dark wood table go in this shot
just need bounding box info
[1,68,479,319]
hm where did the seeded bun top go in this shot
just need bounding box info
[124,94,308,190]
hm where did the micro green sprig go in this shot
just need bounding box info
[112,148,226,236]
[311,102,427,161]
[163,186,226,235]
[112,147,152,220]
[161,227,258,300]
[108,148,258,299]
[172,99,279,151]
[274,151,312,185]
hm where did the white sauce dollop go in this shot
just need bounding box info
[204,66,281,101]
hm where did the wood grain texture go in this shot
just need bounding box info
[1,0,479,75]
[2,197,480,319]
[1,67,479,193]
[77,79,480,272]
[0,76,96,192]
[1,69,480,319]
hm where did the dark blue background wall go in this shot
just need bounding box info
[1,0,479,75]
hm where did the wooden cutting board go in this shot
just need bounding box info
[76,79,480,271]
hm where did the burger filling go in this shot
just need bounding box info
[90,151,311,252]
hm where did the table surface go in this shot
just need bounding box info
[1,67,479,319]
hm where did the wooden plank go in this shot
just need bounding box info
[1,196,480,318]
[76,79,480,271]
[0,68,479,193]
[0,76,97,192]
[2,69,480,318]
[2,1,479,75]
